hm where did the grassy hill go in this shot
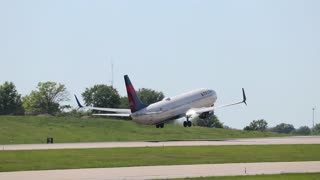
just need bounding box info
[0,116,286,144]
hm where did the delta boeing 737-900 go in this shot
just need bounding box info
[75,75,247,128]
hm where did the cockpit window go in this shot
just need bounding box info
[201,90,212,96]
[165,98,171,101]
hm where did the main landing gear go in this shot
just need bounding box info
[156,123,164,128]
[183,117,192,127]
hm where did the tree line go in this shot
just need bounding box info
[0,81,224,128]
[243,119,320,135]
[0,81,319,133]
[0,81,164,115]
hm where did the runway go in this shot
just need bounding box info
[1,136,320,151]
[1,137,320,179]
[0,161,319,180]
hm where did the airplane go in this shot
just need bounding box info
[75,75,247,128]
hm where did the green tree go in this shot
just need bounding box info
[313,123,320,134]
[138,88,164,105]
[244,119,268,131]
[119,96,129,109]
[195,115,223,128]
[0,82,24,115]
[23,82,69,115]
[82,85,120,108]
[295,126,311,135]
[270,123,295,134]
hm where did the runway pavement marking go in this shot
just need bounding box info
[1,136,320,151]
[0,161,319,180]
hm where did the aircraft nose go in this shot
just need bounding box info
[211,90,217,99]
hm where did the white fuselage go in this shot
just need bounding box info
[131,88,217,125]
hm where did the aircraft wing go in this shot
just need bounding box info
[191,88,247,115]
[74,95,131,114]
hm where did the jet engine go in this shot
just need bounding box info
[198,111,214,119]
[186,109,214,121]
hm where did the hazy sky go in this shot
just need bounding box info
[1,0,319,129]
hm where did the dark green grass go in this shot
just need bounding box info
[171,173,320,180]
[0,116,286,144]
[0,144,319,172]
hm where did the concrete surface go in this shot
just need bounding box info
[0,161,319,180]
[1,136,320,151]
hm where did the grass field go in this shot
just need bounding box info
[172,173,320,180]
[0,116,287,144]
[0,144,319,172]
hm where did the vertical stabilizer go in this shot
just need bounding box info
[124,75,147,113]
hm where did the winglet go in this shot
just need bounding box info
[74,95,83,108]
[242,88,247,106]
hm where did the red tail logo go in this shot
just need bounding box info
[124,75,146,113]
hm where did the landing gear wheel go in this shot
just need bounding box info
[183,121,187,127]
[156,123,164,128]
[187,121,192,127]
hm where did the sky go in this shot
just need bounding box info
[1,0,320,129]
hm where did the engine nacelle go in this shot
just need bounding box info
[186,109,214,121]
[198,111,214,119]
